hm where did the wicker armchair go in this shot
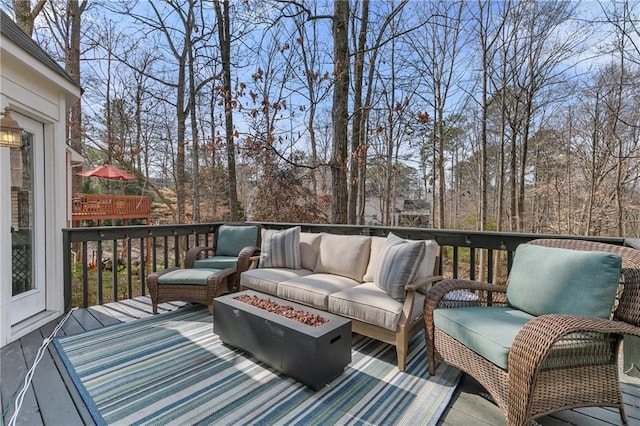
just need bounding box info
[147,223,261,314]
[424,239,640,426]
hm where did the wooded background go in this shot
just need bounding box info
[7,0,640,237]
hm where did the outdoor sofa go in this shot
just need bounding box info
[240,226,441,371]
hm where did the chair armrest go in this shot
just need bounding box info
[425,279,507,315]
[247,255,261,270]
[237,245,261,275]
[405,275,444,292]
[184,246,215,268]
[508,314,640,403]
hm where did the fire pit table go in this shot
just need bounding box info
[214,290,352,390]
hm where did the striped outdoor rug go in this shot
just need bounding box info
[54,306,461,425]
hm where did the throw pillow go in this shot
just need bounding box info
[259,226,301,269]
[374,233,426,301]
[506,243,622,318]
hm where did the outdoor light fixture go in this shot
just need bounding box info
[0,107,23,149]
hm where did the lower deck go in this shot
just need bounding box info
[1,297,638,425]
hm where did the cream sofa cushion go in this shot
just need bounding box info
[314,233,371,281]
[300,232,322,270]
[364,236,439,283]
[363,236,386,282]
[328,282,425,330]
[241,268,312,296]
[277,273,361,310]
[415,239,439,280]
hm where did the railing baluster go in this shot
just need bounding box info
[97,240,103,305]
[140,237,146,296]
[487,249,494,283]
[469,248,476,281]
[452,246,459,279]
[127,236,133,299]
[113,239,119,302]
[82,241,89,308]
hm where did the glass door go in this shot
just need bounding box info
[10,114,45,324]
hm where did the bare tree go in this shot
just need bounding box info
[12,0,46,36]
[331,0,349,223]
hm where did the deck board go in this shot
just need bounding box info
[3,297,639,426]
[20,329,84,426]
[1,338,43,425]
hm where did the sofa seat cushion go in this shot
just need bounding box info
[277,273,361,310]
[240,268,313,296]
[434,307,535,369]
[157,268,222,285]
[193,256,238,270]
[328,282,425,331]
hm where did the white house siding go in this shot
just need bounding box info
[1,21,80,347]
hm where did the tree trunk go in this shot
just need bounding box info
[331,0,349,224]
[12,0,46,36]
[215,0,239,221]
[348,0,368,225]
[66,0,87,193]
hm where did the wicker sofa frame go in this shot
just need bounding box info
[424,239,640,426]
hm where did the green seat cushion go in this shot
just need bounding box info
[507,244,622,318]
[193,256,238,270]
[434,307,534,369]
[434,307,612,370]
[216,225,259,257]
[157,268,222,285]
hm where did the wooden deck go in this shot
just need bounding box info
[1,297,638,426]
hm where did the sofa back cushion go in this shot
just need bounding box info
[259,226,301,269]
[374,233,426,301]
[363,236,387,282]
[506,243,622,318]
[364,236,439,283]
[215,224,260,257]
[314,233,371,281]
[300,232,322,270]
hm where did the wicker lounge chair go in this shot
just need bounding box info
[147,223,261,314]
[424,239,640,426]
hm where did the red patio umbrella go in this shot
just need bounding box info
[77,164,136,180]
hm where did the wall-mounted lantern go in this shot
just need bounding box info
[0,107,23,149]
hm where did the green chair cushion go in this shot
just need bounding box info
[157,268,222,285]
[506,244,622,318]
[215,225,259,257]
[434,307,534,369]
[193,256,238,270]
[434,306,612,370]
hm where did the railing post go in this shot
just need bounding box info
[62,229,72,311]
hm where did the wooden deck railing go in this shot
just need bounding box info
[71,193,151,224]
[62,222,633,309]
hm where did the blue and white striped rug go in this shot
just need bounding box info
[54,306,460,425]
